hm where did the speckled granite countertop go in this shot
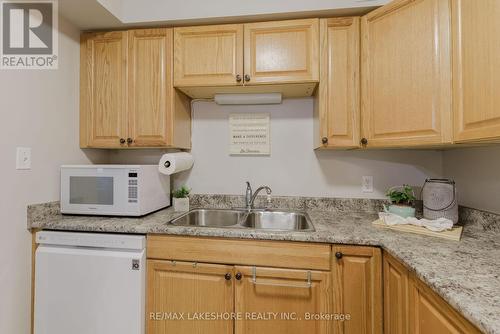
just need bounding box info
[28,195,500,334]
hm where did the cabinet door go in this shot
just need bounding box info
[361,0,452,148]
[332,246,382,334]
[174,24,243,87]
[128,28,172,147]
[383,251,409,334]
[81,31,128,148]
[452,0,500,143]
[234,266,330,334]
[316,17,360,149]
[244,19,319,85]
[408,274,481,334]
[147,260,234,334]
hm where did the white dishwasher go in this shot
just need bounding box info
[34,231,146,334]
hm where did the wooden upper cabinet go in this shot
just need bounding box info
[316,17,360,149]
[234,266,330,334]
[383,251,409,334]
[128,28,172,147]
[174,24,243,87]
[172,19,319,98]
[361,0,453,148]
[147,260,234,334]
[244,19,319,84]
[80,31,128,148]
[81,28,191,149]
[452,0,500,143]
[332,245,382,334]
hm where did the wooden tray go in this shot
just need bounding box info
[372,219,463,241]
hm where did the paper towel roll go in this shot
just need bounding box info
[158,152,194,175]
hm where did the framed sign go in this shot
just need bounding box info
[229,113,270,155]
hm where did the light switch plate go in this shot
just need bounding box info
[362,176,373,193]
[16,147,31,170]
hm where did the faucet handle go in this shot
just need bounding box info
[266,194,272,208]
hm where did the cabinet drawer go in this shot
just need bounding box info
[147,235,331,270]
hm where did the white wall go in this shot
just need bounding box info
[443,146,500,214]
[110,99,444,198]
[0,17,105,334]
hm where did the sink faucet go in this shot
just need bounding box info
[245,181,272,210]
[245,182,253,208]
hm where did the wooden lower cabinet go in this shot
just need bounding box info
[408,274,482,334]
[331,245,382,334]
[146,260,234,334]
[146,236,332,334]
[383,252,409,334]
[146,261,331,334]
[383,251,482,334]
[145,238,481,334]
[234,266,330,334]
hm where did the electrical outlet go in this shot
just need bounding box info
[362,176,373,193]
[16,147,31,170]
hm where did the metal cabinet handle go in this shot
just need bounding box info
[244,74,250,82]
[322,137,328,144]
[224,273,232,281]
[335,252,343,259]
[235,272,242,280]
[119,138,126,144]
[251,266,312,289]
[127,138,133,144]
[236,74,242,82]
[360,138,368,146]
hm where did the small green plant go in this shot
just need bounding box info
[173,186,190,198]
[386,185,416,206]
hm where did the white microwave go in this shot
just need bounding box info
[61,165,170,216]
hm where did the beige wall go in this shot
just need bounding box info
[0,17,105,334]
[443,146,500,214]
[110,100,444,198]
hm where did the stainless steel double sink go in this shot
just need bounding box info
[170,208,314,232]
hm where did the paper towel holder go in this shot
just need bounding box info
[159,152,194,176]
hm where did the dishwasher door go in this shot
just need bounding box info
[34,235,146,334]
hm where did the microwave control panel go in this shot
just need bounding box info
[128,171,138,203]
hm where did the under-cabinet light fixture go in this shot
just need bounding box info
[214,93,282,105]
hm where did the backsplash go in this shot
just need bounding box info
[27,195,500,232]
[459,206,500,232]
[189,194,500,230]
[189,194,389,212]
